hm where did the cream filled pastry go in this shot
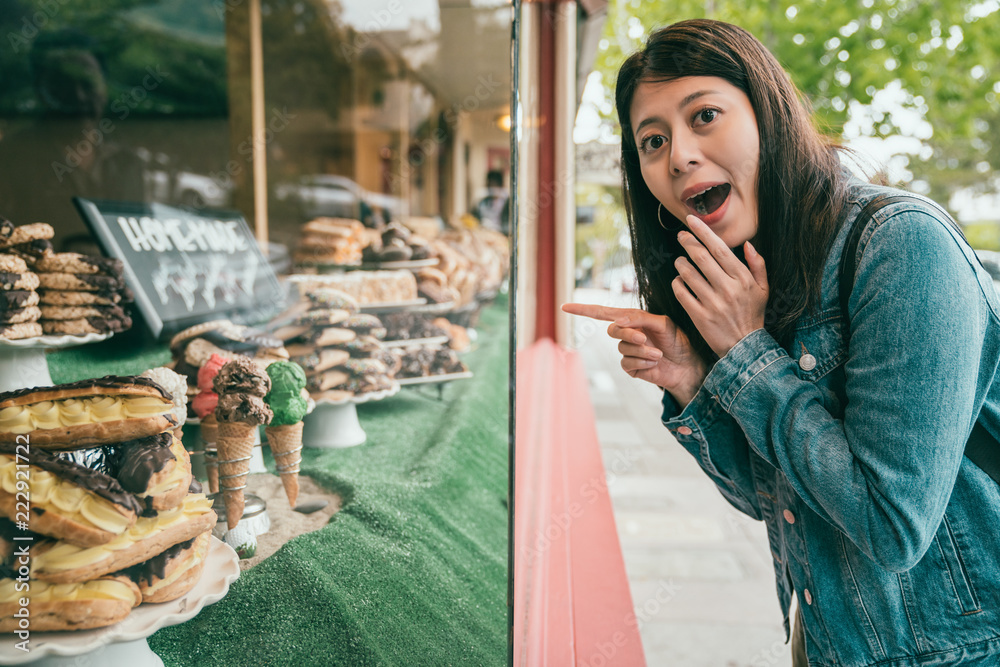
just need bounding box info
[0,443,142,547]
[0,575,141,632]
[30,493,216,583]
[0,376,177,448]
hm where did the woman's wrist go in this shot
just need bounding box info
[664,364,709,409]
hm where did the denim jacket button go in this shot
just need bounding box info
[798,353,817,372]
[804,589,813,605]
[677,426,693,436]
[783,509,795,524]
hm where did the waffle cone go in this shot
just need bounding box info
[216,421,256,529]
[266,422,303,507]
[200,414,218,445]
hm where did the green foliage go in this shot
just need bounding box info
[592,0,1000,204]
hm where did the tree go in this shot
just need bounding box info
[591,0,1000,211]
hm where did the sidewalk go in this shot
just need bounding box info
[571,288,792,667]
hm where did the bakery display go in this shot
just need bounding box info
[288,270,418,306]
[293,218,365,266]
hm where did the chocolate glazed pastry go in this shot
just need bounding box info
[0,443,143,547]
[119,530,211,603]
[116,433,191,515]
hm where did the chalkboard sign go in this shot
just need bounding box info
[75,198,286,341]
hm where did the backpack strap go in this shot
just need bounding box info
[838,193,1000,485]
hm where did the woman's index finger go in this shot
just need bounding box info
[561,302,630,322]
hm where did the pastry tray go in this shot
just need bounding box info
[0,332,113,349]
[0,537,240,665]
[313,382,401,406]
[395,370,473,386]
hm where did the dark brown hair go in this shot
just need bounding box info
[615,19,847,359]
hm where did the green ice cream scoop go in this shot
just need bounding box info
[265,361,308,426]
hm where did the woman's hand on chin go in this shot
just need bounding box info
[672,214,769,357]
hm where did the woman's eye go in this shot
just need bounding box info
[694,108,718,125]
[640,135,666,153]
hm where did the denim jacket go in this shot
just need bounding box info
[661,173,1000,666]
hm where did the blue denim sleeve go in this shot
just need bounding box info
[702,209,986,572]
[661,384,763,520]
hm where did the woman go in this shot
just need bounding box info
[564,19,1000,667]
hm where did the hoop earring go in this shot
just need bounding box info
[657,203,681,232]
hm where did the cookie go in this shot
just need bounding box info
[0,375,177,449]
[28,493,217,584]
[0,271,39,291]
[39,304,126,321]
[9,238,54,264]
[0,290,38,311]
[41,315,131,336]
[0,306,40,324]
[341,314,387,339]
[37,272,123,292]
[333,335,383,358]
[0,322,41,339]
[306,369,350,392]
[38,290,121,307]
[341,358,388,376]
[0,255,27,274]
[305,288,359,313]
[292,348,350,375]
[0,575,141,632]
[0,443,142,547]
[310,389,353,402]
[35,253,123,277]
[307,327,357,347]
[0,222,53,249]
[295,308,350,327]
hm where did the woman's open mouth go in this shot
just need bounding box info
[686,183,731,217]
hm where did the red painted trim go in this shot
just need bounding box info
[513,339,647,665]
[534,5,557,342]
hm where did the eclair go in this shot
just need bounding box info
[0,574,141,632]
[0,443,142,547]
[30,493,216,583]
[0,376,177,449]
[116,432,193,514]
[120,530,211,603]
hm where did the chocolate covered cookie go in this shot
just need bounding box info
[0,322,41,339]
[36,253,123,277]
[0,290,38,311]
[0,255,27,274]
[38,290,122,307]
[0,223,53,249]
[39,304,127,321]
[0,271,39,291]
[42,315,131,336]
[38,272,123,292]
[0,306,40,324]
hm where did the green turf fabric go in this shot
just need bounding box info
[51,297,510,666]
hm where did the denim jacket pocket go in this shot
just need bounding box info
[788,309,848,417]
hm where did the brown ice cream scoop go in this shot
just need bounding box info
[213,357,271,397]
[215,392,273,426]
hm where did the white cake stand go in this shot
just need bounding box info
[302,383,400,448]
[0,333,112,393]
[0,538,240,666]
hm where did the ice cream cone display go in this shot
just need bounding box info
[263,361,309,507]
[213,358,273,530]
